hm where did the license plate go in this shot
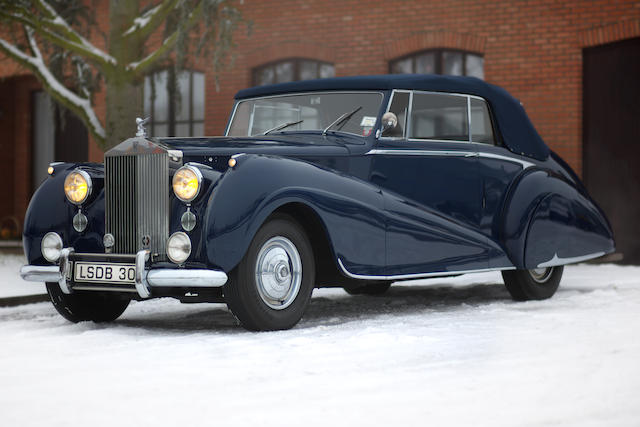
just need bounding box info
[74,262,136,284]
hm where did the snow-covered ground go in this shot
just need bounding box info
[0,254,45,298]
[1,260,639,427]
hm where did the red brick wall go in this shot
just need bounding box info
[2,0,640,233]
[207,0,640,175]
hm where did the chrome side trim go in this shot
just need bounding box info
[537,252,606,268]
[337,258,515,281]
[135,250,151,298]
[20,265,61,283]
[366,149,476,158]
[146,269,228,288]
[365,148,535,168]
[58,248,74,294]
[477,152,535,169]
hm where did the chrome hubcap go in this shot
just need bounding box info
[255,236,302,310]
[529,267,553,283]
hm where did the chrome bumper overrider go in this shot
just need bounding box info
[20,249,228,299]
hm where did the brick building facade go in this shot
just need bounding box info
[1,1,639,257]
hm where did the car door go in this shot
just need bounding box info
[370,90,491,276]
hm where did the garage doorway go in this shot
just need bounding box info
[583,37,640,264]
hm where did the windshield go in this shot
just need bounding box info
[226,92,384,137]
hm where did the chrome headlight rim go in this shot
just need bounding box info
[41,232,63,262]
[64,169,93,205]
[172,165,203,203]
[166,231,192,264]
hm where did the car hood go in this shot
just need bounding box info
[157,133,363,159]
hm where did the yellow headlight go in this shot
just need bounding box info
[64,170,92,205]
[173,166,202,202]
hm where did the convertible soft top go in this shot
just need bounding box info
[235,74,549,160]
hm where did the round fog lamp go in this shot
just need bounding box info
[167,232,191,264]
[41,232,63,262]
[64,169,92,205]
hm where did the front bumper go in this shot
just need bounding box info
[20,249,228,299]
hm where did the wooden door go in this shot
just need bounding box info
[583,37,640,264]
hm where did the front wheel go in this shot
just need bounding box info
[501,266,563,301]
[224,215,315,331]
[46,283,131,323]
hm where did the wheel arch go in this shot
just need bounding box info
[266,202,342,286]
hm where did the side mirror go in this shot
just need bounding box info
[380,112,398,135]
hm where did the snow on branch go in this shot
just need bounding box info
[122,0,182,41]
[126,0,205,78]
[7,0,119,71]
[0,31,105,143]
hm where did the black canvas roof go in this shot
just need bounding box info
[235,74,549,160]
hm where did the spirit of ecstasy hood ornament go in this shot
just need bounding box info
[136,117,150,137]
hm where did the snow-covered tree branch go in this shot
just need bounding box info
[0,0,247,150]
[0,28,106,143]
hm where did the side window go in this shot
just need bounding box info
[411,93,469,141]
[470,98,495,144]
[382,91,409,138]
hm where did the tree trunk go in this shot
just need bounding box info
[105,0,143,150]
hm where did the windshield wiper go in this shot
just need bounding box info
[322,106,362,136]
[263,120,304,135]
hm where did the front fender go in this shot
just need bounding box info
[23,163,105,265]
[501,169,614,269]
[203,154,386,274]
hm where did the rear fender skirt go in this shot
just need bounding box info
[524,193,614,268]
[501,169,614,269]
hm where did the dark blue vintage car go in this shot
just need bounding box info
[21,75,615,330]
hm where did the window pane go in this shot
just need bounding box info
[383,91,410,137]
[192,72,205,121]
[143,76,151,116]
[470,98,494,144]
[256,67,274,86]
[319,63,335,78]
[466,54,484,79]
[193,122,204,136]
[415,52,436,74]
[275,61,294,83]
[175,71,190,121]
[391,58,413,74]
[153,71,169,121]
[443,51,463,76]
[175,122,190,137]
[228,102,251,136]
[153,123,168,137]
[300,61,318,80]
[411,93,468,140]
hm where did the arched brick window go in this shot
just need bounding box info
[253,58,335,86]
[390,49,484,79]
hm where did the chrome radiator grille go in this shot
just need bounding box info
[105,150,169,256]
